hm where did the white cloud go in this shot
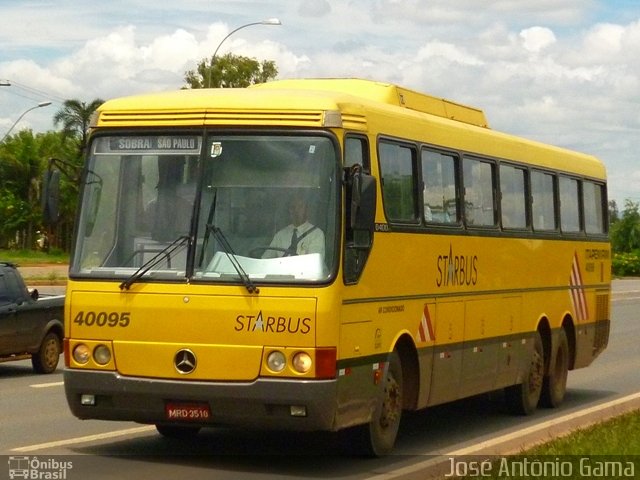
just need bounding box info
[417,41,485,67]
[520,26,557,53]
[583,23,626,59]
[141,29,199,71]
[297,0,331,17]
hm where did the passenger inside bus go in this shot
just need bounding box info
[262,191,325,259]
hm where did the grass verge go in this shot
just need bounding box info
[0,249,69,265]
[522,408,640,455]
[458,410,640,479]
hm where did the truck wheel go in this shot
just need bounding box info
[32,332,62,374]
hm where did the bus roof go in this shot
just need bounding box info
[95,78,487,128]
[93,78,604,179]
[251,78,489,128]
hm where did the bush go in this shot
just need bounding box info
[612,252,640,277]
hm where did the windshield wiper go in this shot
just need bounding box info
[119,235,190,290]
[207,224,259,294]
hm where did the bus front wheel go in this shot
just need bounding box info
[348,351,403,456]
[155,424,201,439]
[505,331,544,415]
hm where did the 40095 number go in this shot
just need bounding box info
[73,311,131,327]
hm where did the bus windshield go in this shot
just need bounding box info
[71,132,339,285]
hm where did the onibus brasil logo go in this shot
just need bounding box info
[7,456,73,479]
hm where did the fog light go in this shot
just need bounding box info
[267,351,286,372]
[290,405,307,417]
[80,394,96,406]
[93,344,112,365]
[292,352,312,373]
[73,344,91,364]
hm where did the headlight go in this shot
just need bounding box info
[292,352,312,373]
[267,351,286,372]
[73,344,91,364]
[93,344,112,365]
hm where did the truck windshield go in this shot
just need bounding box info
[71,132,339,285]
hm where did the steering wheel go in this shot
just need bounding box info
[248,246,289,258]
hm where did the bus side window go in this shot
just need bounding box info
[344,135,370,172]
[421,149,459,224]
[463,157,497,227]
[583,181,606,235]
[531,170,557,231]
[379,140,418,223]
[500,164,527,229]
[559,176,581,233]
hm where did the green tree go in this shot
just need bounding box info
[0,130,77,249]
[184,52,277,89]
[0,188,29,248]
[610,199,640,253]
[608,199,619,224]
[53,98,104,156]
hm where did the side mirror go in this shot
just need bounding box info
[42,168,61,226]
[349,168,376,232]
[84,180,102,237]
[344,166,376,284]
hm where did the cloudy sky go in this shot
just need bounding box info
[1,0,638,204]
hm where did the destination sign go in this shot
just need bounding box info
[95,136,202,154]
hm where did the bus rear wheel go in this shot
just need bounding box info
[348,351,403,456]
[505,331,544,415]
[540,328,569,408]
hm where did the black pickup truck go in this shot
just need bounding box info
[0,262,65,373]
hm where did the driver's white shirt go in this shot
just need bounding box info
[263,221,325,259]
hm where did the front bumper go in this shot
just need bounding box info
[64,369,338,431]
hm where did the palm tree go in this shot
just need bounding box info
[53,98,104,156]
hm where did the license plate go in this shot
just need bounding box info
[165,402,211,421]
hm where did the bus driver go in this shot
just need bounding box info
[262,192,325,259]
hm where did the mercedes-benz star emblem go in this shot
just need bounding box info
[174,349,197,374]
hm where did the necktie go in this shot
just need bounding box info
[286,228,298,256]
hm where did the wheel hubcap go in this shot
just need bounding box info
[380,374,401,428]
[529,350,544,392]
[44,339,58,366]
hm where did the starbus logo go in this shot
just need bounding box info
[234,310,312,334]
[436,243,479,287]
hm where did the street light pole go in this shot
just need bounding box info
[206,18,281,88]
[1,101,52,143]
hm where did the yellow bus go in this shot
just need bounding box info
[55,78,610,455]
